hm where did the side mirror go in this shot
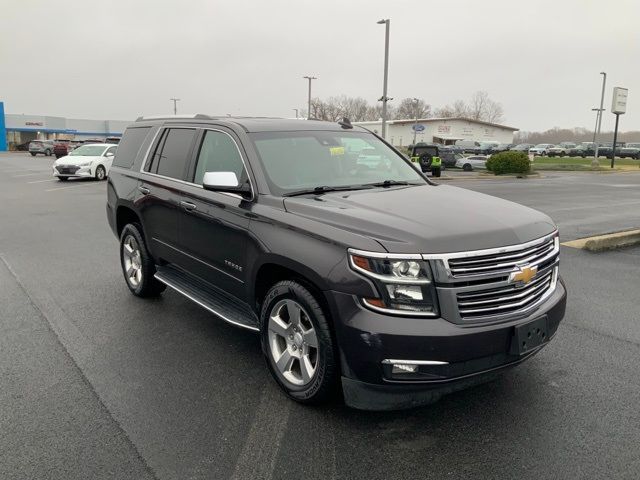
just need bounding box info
[105,152,115,158]
[202,171,251,197]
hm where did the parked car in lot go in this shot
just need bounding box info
[107,116,566,411]
[547,143,576,157]
[529,144,554,156]
[568,142,596,157]
[489,143,514,154]
[456,155,488,171]
[29,140,55,156]
[475,141,500,155]
[105,136,121,144]
[53,139,72,158]
[619,142,640,159]
[510,143,534,152]
[52,143,116,181]
[455,139,481,153]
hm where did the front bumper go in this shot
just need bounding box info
[326,279,566,410]
[53,165,93,178]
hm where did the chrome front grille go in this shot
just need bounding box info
[425,232,561,323]
[447,235,557,278]
[456,264,557,320]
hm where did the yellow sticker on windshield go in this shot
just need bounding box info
[329,146,345,156]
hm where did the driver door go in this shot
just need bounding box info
[177,128,253,300]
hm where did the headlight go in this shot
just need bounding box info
[349,251,439,316]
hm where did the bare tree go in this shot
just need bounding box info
[395,98,431,120]
[434,92,503,123]
[434,100,469,118]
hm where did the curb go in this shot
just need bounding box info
[438,173,543,181]
[562,229,640,252]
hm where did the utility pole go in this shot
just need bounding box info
[303,76,317,120]
[593,72,606,166]
[377,19,391,139]
[412,98,419,146]
[170,98,180,115]
[591,108,603,143]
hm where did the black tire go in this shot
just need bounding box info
[95,165,106,181]
[30,152,36,157]
[560,152,566,157]
[45,149,51,156]
[463,163,473,172]
[432,166,441,177]
[260,280,338,405]
[57,177,69,182]
[119,223,166,297]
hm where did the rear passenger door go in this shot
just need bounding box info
[138,127,197,265]
[177,127,253,300]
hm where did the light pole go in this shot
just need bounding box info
[593,72,606,165]
[591,108,603,143]
[412,98,419,146]
[293,108,299,119]
[303,76,317,120]
[377,19,390,139]
[170,98,180,115]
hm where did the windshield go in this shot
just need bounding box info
[69,145,106,156]
[250,130,425,196]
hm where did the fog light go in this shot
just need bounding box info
[392,363,418,374]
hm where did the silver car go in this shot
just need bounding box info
[29,140,55,156]
[456,155,487,171]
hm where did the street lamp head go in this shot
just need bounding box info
[377,19,388,24]
[600,71,606,75]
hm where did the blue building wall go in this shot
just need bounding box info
[0,102,6,151]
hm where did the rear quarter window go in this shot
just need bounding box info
[113,127,152,169]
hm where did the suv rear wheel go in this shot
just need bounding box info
[119,223,166,297]
[260,281,337,404]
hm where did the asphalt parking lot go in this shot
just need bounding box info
[1,152,639,480]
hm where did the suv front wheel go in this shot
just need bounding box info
[119,223,166,297]
[260,281,337,404]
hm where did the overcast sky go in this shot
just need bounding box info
[1,0,638,132]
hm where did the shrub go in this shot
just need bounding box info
[486,151,531,175]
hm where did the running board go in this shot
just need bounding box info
[154,265,259,332]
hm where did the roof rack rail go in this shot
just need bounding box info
[135,114,213,122]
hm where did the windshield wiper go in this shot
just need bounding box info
[283,185,373,197]
[365,180,420,188]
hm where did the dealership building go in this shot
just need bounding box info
[354,117,519,147]
[0,102,130,151]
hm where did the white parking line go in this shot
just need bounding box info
[28,179,56,184]
[45,182,99,192]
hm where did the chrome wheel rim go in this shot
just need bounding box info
[267,299,318,386]
[122,235,143,287]
[97,167,105,180]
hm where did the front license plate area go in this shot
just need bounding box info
[510,316,548,355]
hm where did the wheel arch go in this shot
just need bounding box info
[115,204,142,238]
[251,256,331,317]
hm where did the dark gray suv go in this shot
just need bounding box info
[106,115,566,410]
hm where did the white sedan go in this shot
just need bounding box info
[456,155,488,171]
[52,143,117,181]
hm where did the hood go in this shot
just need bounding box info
[55,155,101,165]
[283,184,556,254]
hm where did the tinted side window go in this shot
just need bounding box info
[113,127,151,168]
[154,128,196,180]
[105,146,117,156]
[193,130,246,185]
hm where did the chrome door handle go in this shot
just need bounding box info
[138,186,150,195]
[180,201,197,211]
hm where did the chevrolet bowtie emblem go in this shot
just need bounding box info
[509,265,538,284]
